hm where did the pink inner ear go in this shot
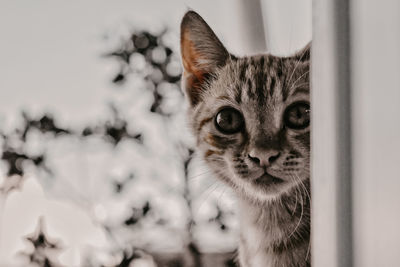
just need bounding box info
[181,30,206,81]
[181,30,207,105]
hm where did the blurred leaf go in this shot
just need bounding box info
[20,217,64,267]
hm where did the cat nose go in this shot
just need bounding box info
[248,149,280,167]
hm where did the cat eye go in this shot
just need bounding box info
[283,102,310,130]
[214,107,244,134]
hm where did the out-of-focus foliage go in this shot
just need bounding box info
[19,217,64,267]
[0,28,238,267]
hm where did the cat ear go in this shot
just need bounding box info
[180,11,230,106]
[291,42,311,62]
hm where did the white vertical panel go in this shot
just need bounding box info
[311,0,352,266]
[351,0,400,266]
[260,0,312,55]
[236,0,267,54]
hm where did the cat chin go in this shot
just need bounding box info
[226,177,281,204]
[237,186,283,204]
[234,177,301,204]
[213,167,291,203]
[206,158,306,204]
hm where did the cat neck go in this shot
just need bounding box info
[238,181,311,267]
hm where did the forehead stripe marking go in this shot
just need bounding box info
[235,85,242,104]
[255,67,267,105]
[246,78,256,99]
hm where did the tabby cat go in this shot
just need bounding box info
[180,11,311,267]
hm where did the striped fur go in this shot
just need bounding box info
[181,11,311,267]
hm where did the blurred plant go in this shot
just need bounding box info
[0,27,237,267]
[19,217,64,267]
[0,113,60,196]
[105,28,204,267]
[105,30,181,116]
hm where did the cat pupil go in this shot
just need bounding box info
[215,108,243,134]
[296,108,303,119]
[284,102,310,129]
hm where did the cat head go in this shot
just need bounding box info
[180,11,310,203]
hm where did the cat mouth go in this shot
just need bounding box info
[253,172,284,186]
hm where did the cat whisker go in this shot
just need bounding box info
[287,62,303,90]
[288,70,310,91]
[287,48,310,87]
[288,82,309,92]
[291,173,312,263]
[195,180,224,214]
[305,233,312,262]
[216,186,229,206]
[292,180,299,216]
[188,169,214,181]
[297,173,311,203]
[286,174,306,239]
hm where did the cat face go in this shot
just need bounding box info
[180,11,310,203]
